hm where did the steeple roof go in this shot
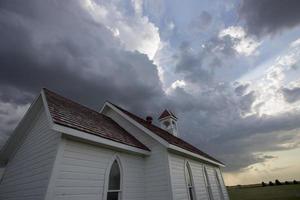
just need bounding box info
[158,109,177,120]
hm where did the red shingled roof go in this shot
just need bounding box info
[43,89,149,151]
[110,103,223,165]
[158,109,177,120]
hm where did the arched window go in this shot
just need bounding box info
[185,162,196,200]
[215,169,224,200]
[203,166,213,200]
[107,160,122,200]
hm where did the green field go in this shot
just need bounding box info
[228,185,300,200]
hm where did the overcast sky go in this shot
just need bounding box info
[1,0,300,185]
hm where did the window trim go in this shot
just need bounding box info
[215,169,225,200]
[203,166,213,200]
[184,161,196,200]
[103,155,123,200]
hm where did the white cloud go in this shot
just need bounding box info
[82,0,161,60]
[219,26,246,38]
[171,80,186,89]
[165,80,186,94]
[243,39,300,116]
[219,26,261,56]
[290,37,300,48]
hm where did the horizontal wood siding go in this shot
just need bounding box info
[144,145,170,200]
[169,153,189,200]
[216,168,229,200]
[189,161,210,200]
[168,152,229,200]
[0,108,60,200]
[205,166,221,200]
[204,166,229,200]
[104,109,171,200]
[51,138,146,200]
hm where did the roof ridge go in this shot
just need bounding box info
[109,102,223,165]
[158,109,177,120]
[109,103,176,136]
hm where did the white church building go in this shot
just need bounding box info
[0,88,229,200]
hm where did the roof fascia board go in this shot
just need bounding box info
[99,102,107,113]
[51,123,150,156]
[159,115,177,121]
[103,102,170,147]
[168,144,225,167]
[41,88,55,128]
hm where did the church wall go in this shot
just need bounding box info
[168,152,229,200]
[47,138,146,200]
[103,108,172,200]
[0,107,61,200]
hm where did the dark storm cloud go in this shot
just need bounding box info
[168,67,300,172]
[171,33,300,171]
[282,86,300,103]
[174,42,213,84]
[174,37,236,84]
[0,0,166,147]
[239,0,300,37]
[1,0,300,175]
[0,0,165,110]
[180,103,300,171]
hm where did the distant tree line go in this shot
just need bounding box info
[262,179,298,187]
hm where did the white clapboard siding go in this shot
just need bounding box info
[168,153,189,200]
[144,144,170,200]
[104,109,172,200]
[0,108,61,200]
[189,161,210,200]
[50,138,146,200]
[205,166,223,200]
[168,152,228,200]
[216,168,229,200]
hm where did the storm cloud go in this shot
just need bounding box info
[282,86,300,103]
[239,0,300,37]
[0,0,165,110]
[1,0,300,177]
[0,0,166,145]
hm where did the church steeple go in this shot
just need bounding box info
[158,109,178,137]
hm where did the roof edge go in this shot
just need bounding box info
[103,102,225,167]
[0,90,46,163]
[102,102,171,147]
[52,123,151,156]
[168,144,225,167]
[41,88,55,127]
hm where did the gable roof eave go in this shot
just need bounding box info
[43,89,150,151]
[102,102,170,147]
[168,144,225,167]
[43,89,151,156]
[103,102,225,167]
[51,123,151,156]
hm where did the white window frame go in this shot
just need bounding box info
[103,155,123,200]
[203,166,213,200]
[185,161,196,200]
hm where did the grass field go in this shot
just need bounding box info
[228,184,300,200]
